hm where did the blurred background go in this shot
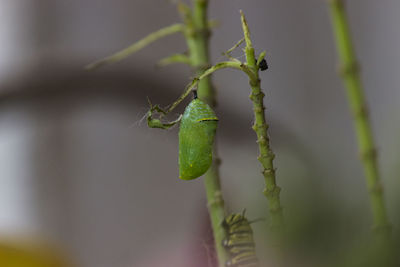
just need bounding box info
[0,0,399,266]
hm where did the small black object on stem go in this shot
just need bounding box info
[259,58,268,71]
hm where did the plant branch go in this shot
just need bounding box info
[147,61,257,130]
[328,0,391,242]
[86,23,185,70]
[187,1,228,265]
[157,53,192,67]
[240,10,284,232]
[164,61,255,116]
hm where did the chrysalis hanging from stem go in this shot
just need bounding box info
[178,90,218,180]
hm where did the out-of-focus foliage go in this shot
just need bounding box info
[0,240,70,267]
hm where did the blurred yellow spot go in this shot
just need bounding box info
[0,239,70,267]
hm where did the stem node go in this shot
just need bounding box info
[339,61,360,77]
[207,190,225,208]
[368,182,383,195]
[262,168,276,177]
[360,147,377,162]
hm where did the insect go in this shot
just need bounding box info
[178,91,218,180]
[223,212,259,267]
[258,58,268,71]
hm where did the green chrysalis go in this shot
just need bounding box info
[178,93,218,180]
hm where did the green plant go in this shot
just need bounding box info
[328,0,391,244]
[87,1,230,265]
[88,2,284,266]
[85,1,398,265]
[147,10,284,227]
[146,10,285,264]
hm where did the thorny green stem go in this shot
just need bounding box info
[240,11,284,233]
[85,23,184,70]
[329,0,391,243]
[185,1,228,266]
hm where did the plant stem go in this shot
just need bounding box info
[328,0,391,242]
[240,11,284,232]
[157,53,191,67]
[86,23,184,70]
[184,0,214,105]
[187,1,229,266]
[165,61,254,115]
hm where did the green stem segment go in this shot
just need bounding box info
[185,1,229,266]
[86,23,184,70]
[240,11,284,232]
[183,0,215,105]
[166,61,255,114]
[328,0,391,241]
